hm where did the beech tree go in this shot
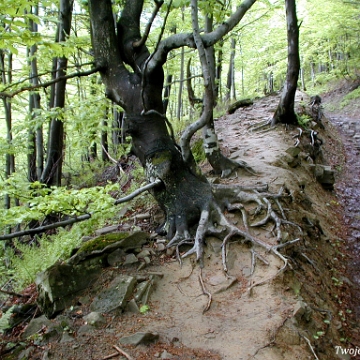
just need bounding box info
[272,0,300,125]
[87,0,259,262]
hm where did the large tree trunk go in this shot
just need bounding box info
[271,0,300,125]
[88,0,258,260]
[88,0,209,239]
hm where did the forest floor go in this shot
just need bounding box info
[2,80,360,360]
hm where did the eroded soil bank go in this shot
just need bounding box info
[2,88,360,360]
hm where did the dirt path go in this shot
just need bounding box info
[328,114,360,320]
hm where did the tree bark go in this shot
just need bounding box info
[88,0,257,246]
[271,0,300,126]
[41,0,74,186]
[27,5,42,182]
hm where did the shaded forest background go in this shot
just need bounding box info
[0,0,360,291]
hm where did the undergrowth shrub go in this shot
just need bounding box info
[0,163,154,291]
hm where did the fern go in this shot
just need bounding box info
[0,305,15,334]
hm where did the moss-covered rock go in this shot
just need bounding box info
[78,232,130,253]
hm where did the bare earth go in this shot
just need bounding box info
[5,89,359,360]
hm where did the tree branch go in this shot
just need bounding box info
[133,0,164,48]
[148,0,257,71]
[0,66,102,99]
[0,179,162,241]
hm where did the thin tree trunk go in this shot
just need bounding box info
[41,0,74,186]
[0,50,15,209]
[27,5,42,182]
[162,73,172,114]
[177,49,185,120]
[225,37,236,102]
[271,0,300,125]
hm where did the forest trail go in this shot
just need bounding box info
[4,88,360,360]
[325,114,360,320]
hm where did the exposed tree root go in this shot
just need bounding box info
[166,182,302,288]
[199,269,212,313]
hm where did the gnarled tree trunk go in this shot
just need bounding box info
[88,0,258,261]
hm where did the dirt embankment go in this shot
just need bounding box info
[2,87,360,360]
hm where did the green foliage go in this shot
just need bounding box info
[341,86,360,108]
[139,304,150,314]
[0,305,15,334]
[191,137,206,163]
[296,114,311,128]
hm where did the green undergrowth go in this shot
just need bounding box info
[0,161,153,291]
[341,85,360,108]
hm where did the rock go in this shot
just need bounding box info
[95,225,120,236]
[83,312,107,328]
[75,231,149,258]
[161,350,175,359]
[286,146,301,157]
[206,237,222,254]
[60,332,75,343]
[293,300,312,322]
[155,243,166,251]
[36,258,103,318]
[126,299,140,313]
[107,248,125,267]
[124,253,138,265]
[21,315,54,340]
[90,275,136,313]
[136,249,151,259]
[308,164,335,190]
[134,280,151,302]
[275,318,301,345]
[119,331,159,346]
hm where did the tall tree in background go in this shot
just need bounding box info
[40,0,74,186]
[272,0,300,125]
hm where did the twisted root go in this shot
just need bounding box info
[166,183,301,287]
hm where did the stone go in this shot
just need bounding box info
[21,315,54,340]
[124,253,138,265]
[107,248,125,267]
[90,275,136,313]
[161,350,175,359]
[83,312,107,328]
[136,249,151,259]
[293,300,312,322]
[119,332,159,346]
[275,318,301,345]
[155,243,166,251]
[285,146,301,157]
[308,164,335,190]
[60,332,75,343]
[134,281,150,301]
[126,299,140,313]
[36,258,103,318]
[95,225,120,236]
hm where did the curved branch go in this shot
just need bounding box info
[0,66,102,99]
[133,0,164,48]
[180,0,214,163]
[148,0,257,71]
